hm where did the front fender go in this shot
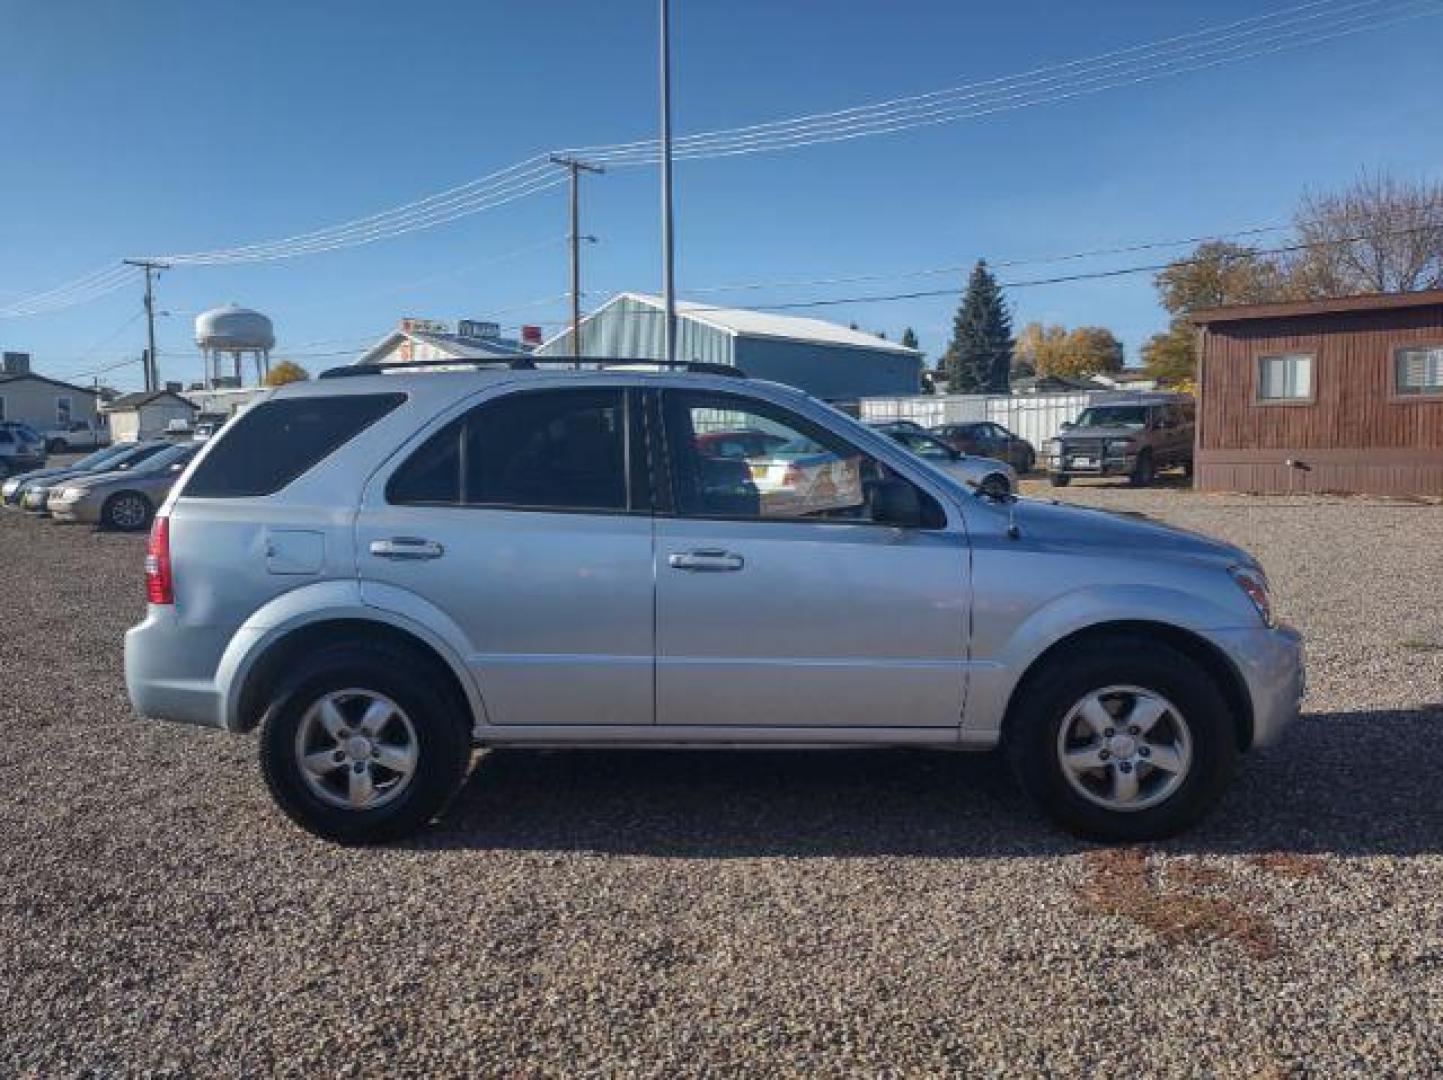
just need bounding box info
[216,579,489,733]
[963,583,1249,741]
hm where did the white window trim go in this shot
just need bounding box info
[1393,344,1443,398]
[1256,352,1315,404]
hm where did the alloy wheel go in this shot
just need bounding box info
[109,494,149,529]
[294,689,419,811]
[1055,685,1192,812]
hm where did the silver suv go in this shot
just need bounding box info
[125,361,1302,844]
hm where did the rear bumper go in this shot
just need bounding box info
[1208,623,1305,748]
[125,608,228,729]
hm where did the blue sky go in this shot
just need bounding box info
[2,0,1440,390]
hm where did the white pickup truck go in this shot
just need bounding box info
[43,419,110,453]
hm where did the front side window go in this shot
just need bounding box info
[888,430,955,462]
[665,390,924,523]
[1257,353,1313,402]
[389,388,636,512]
[1395,345,1443,397]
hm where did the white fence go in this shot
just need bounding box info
[859,392,1105,448]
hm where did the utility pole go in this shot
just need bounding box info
[659,0,677,364]
[123,259,168,391]
[548,155,604,367]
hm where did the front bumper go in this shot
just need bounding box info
[1045,450,1137,477]
[47,494,101,523]
[1208,623,1305,748]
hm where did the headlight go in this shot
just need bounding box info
[60,487,86,500]
[1,479,18,496]
[1229,565,1274,627]
[1107,438,1136,452]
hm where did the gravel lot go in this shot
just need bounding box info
[1,486,1440,1076]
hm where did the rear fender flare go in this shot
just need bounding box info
[216,579,488,733]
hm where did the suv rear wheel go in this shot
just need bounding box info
[259,642,472,843]
[1129,450,1156,487]
[1005,637,1236,841]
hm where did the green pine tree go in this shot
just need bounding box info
[900,327,920,352]
[944,261,1013,393]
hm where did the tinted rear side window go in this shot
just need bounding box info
[184,393,405,497]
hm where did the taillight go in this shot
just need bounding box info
[145,515,174,605]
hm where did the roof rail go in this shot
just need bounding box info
[317,357,747,380]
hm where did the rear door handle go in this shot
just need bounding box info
[668,549,745,572]
[370,537,445,561]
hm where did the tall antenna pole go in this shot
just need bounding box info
[659,0,677,363]
[549,155,604,369]
[123,259,168,391]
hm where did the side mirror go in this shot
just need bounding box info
[870,477,923,528]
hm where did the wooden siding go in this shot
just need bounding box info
[1199,305,1443,452]
[1196,303,1443,495]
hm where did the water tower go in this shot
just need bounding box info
[195,304,275,388]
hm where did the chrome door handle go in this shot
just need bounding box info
[668,549,745,572]
[370,537,445,561]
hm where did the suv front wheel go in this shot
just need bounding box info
[1006,637,1237,841]
[259,642,472,843]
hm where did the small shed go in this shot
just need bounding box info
[1190,290,1443,495]
[357,318,531,367]
[104,390,197,443]
[536,293,923,400]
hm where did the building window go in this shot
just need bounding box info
[1257,353,1313,402]
[56,396,72,426]
[1395,346,1443,397]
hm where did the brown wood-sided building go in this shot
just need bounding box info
[1189,290,1443,496]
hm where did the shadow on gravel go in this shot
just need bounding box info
[411,707,1443,859]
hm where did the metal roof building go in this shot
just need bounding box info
[357,318,532,367]
[536,293,923,400]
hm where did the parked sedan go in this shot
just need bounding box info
[931,421,1037,473]
[16,441,174,514]
[870,425,1018,497]
[48,442,200,530]
[3,441,156,507]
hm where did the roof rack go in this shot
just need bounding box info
[318,357,746,380]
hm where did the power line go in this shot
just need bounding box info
[3,0,1434,319]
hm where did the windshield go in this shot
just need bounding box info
[888,431,954,460]
[73,445,129,470]
[1073,406,1148,429]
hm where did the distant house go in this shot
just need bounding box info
[0,362,102,436]
[357,318,532,367]
[104,390,196,443]
[536,293,923,400]
[1190,290,1443,495]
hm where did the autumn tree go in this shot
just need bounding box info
[1289,171,1443,295]
[944,261,1013,393]
[1141,241,1288,387]
[1015,322,1123,379]
[263,360,311,387]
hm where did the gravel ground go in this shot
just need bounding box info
[1,488,1440,1077]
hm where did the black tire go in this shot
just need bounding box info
[1182,458,1195,481]
[1048,473,1071,488]
[101,491,153,531]
[1020,448,1036,474]
[46,439,66,455]
[259,642,472,844]
[1129,450,1156,487]
[1004,635,1237,841]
